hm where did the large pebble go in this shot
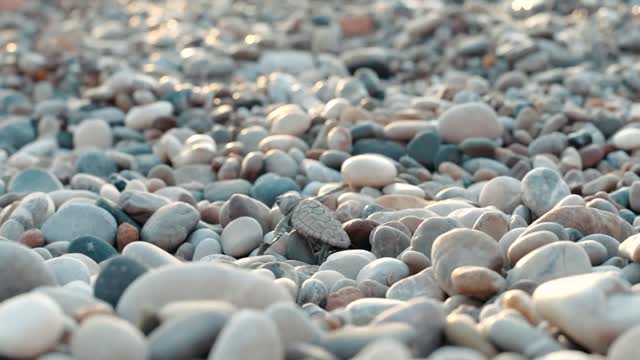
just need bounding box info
[479,176,522,213]
[73,119,112,149]
[8,168,63,193]
[0,293,64,358]
[140,202,200,252]
[0,241,58,301]
[533,206,636,242]
[117,263,292,324]
[341,154,397,188]
[94,256,148,307]
[431,229,503,295]
[42,203,117,244]
[508,241,591,285]
[521,168,570,217]
[221,216,263,257]
[125,101,173,129]
[437,103,502,144]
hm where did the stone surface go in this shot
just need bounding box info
[221,216,263,257]
[42,203,117,244]
[208,310,283,360]
[437,103,502,144]
[508,241,592,285]
[341,154,397,188]
[533,206,636,242]
[140,202,200,252]
[71,315,149,360]
[8,169,63,193]
[94,256,148,308]
[0,241,56,301]
[521,168,570,217]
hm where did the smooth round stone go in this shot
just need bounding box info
[461,137,496,158]
[356,258,409,287]
[521,168,570,217]
[75,151,118,178]
[125,101,173,129]
[371,298,445,356]
[508,231,559,265]
[117,263,292,325]
[140,202,200,252]
[382,183,425,198]
[71,315,148,360]
[410,217,461,259]
[73,119,112,149]
[386,268,444,301]
[251,173,300,207]
[220,194,273,233]
[68,235,118,263]
[94,256,148,308]
[16,192,55,228]
[479,176,522,213]
[8,168,63,193]
[472,211,509,241]
[264,149,298,178]
[384,121,433,141]
[45,257,90,285]
[266,302,323,348]
[612,127,640,150]
[302,159,341,183]
[269,106,311,136]
[508,242,591,285]
[122,241,180,268]
[42,203,117,244]
[434,144,463,168]
[193,238,222,261]
[450,266,506,300]
[327,126,353,153]
[297,278,328,305]
[208,310,282,360]
[258,135,309,153]
[437,103,502,144]
[0,293,64,359]
[431,229,503,295]
[370,225,410,258]
[342,154,397,188]
[320,251,373,280]
[221,216,263,258]
[204,179,251,202]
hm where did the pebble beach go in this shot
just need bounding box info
[1,0,640,359]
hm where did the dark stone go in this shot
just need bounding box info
[68,235,118,263]
[407,131,440,169]
[433,144,463,168]
[352,139,406,160]
[251,173,300,207]
[94,256,149,308]
[95,198,140,228]
[0,118,36,153]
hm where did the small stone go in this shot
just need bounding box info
[71,315,149,360]
[204,179,252,202]
[73,119,113,149]
[521,168,570,217]
[251,173,300,207]
[208,310,283,360]
[341,154,398,188]
[507,231,559,266]
[479,176,522,213]
[0,293,65,358]
[370,225,410,258]
[320,251,374,279]
[451,266,506,300]
[356,258,409,287]
[75,150,118,178]
[297,278,328,305]
[45,257,90,285]
[437,103,502,144]
[19,228,45,248]
[386,268,444,301]
[407,131,440,169]
[619,234,640,263]
[116,223,139,252]
[533,206,636,242]
[121,241,181,269]
[265,302,323,348]
[220,194,272,233]
[410,217,461,258]
[507,241,591,285]
[612,127,640,150]
[125,101,173,129]
[221,216,263,258]
[140,202,200,252]
[326,287,365,311]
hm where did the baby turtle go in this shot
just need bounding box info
[258,187,350,263]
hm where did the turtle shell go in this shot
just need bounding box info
[290,199,350,248]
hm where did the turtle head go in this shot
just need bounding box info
[276,192,301,215]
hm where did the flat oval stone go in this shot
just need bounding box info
[407,131,440,168]
[8,169,63,193]
[431,229,503,295]
[117,263,292,325]
[508,241,591,285]
[45,257,90,285]
[140,202,200,252]
[342,154,397,188]
[221,216,263,257]
[370,225,410,258]
[42,203,117,244]
[437,103,502,144]
[356,258,409,287]
[479,176,522,214]
[125,101,173,129]
[73,118,113,150]
[0,293,65,358]
[386,268,444,301]
[612,127,640,150]
[122,241,181,269]
[208,310,283,360]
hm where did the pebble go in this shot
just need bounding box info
[507,242,592,285]
[0,293,65,358]
[8,169,63,193]
[0,241,56,301]
[73,119,113,150]
[116,263,292,325]
[71,315,149,360]
[479,177,522,214]
[140,202,200,252]
[437,103,503,144]
[121,241,181,269]
[221,216,263,257]
[94,256,148,308]
[45,257,91,285]
[208,310,283,360]
[342,154,397,188]
[520,168,570,217]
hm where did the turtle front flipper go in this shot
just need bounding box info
[258,214,293,255]
[316,243,333,264]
